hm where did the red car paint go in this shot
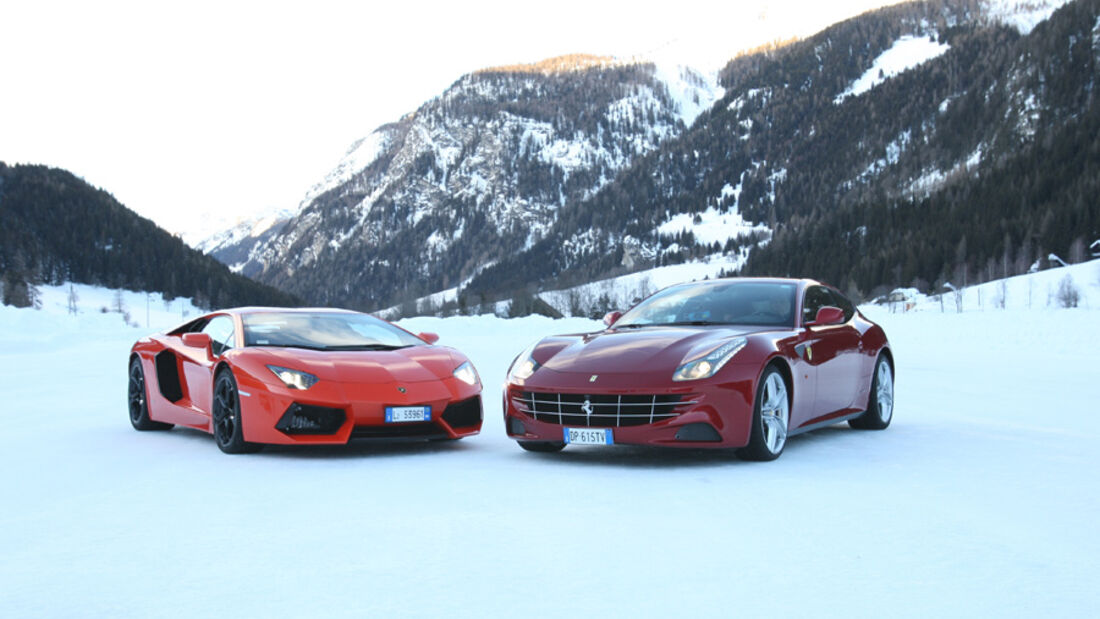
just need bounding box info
[129,307,482,447]
[504,278,891,450]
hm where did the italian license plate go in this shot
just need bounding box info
[563,427,614,445]
[385,405,431,423]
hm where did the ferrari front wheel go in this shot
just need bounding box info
[128,357,173,431]
[738,365,789,462]
[212,370,262,454]
[518,441,566,453]
[850,353,893,430]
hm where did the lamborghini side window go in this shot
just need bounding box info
[802,286,834,325]
[202,315,236,357]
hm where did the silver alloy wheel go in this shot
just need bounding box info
[876,361,894,423]
[760,372,789,454]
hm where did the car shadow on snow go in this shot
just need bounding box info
[516,425,875,469]
[153,426,477,459]
[257,438,478,460]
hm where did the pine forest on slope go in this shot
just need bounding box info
[0,163,299,309]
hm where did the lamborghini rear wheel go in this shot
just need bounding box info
[212,369,262,454]
[129,357,173,431]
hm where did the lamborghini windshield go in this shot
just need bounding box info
[242,312,424,350]
[615,281,797,328]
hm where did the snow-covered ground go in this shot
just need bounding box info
[2,265,1099,616]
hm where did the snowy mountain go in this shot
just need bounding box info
[203,54,722,310]
[0,163,298,309]
[198,0,1096,316]
[465,0,1098,304]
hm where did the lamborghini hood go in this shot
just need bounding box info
[251,345,461,384]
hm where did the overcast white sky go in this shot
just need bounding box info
[0,0,897,241]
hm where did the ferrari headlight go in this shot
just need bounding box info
[672,337,747,381]
[508,342,541,381]
[453,361,479,386]
[266,365,319,390]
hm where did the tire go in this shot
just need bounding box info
[849,353,893,430]
[129,357,173,431]
[212,369,262,454]
[518,441,566,453]
[737,365,790,462]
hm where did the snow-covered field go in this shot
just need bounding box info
[2,266,1099,617]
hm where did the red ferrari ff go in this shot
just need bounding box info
[128,308,483,453]
[504,278,893,461]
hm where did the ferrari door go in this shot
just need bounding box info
[800,285,862,417]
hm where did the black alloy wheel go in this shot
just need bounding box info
[212,369,262,454]
[128,357,173,431]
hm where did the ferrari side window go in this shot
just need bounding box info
[202,316,235,357]
[829,289,856,322]
[802,286,833,324]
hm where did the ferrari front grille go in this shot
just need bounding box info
[514,392,693,427]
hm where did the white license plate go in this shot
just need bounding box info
[563,427,614,445]
[385,406,431,423]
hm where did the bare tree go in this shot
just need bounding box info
[29,284,42,310]
[67,284,79,315]
[1056,275,1080,308]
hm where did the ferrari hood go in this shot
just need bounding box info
[539,326,768,374]
[253,345,460,384]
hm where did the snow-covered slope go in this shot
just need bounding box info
[12,282,203,332]
[1,266,1097,616]
[834,34,951,103]
[984,0,1073,33]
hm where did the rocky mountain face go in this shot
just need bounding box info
[205,55,721,309]
[464,0,1099,302]
[205,0,1099,313]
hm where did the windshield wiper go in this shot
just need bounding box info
[661,321,731,326]
[250,343,330,351]
[321,344,410,351]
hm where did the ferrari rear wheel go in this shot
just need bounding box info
[518,441,566,453]
[737,365,789,461]
[850,353,893,430]
[129,357,173,431]
[212,370,262,454]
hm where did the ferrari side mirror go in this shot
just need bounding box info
[603,311,623,327]
[806,306,845,327]
[419,332,440,345]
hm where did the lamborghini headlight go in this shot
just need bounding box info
[672,338,747,381]
[266,365,319,390]
[453,361,479,386]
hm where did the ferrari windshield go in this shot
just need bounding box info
[615,281,797,328]
[242,312,424,350]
